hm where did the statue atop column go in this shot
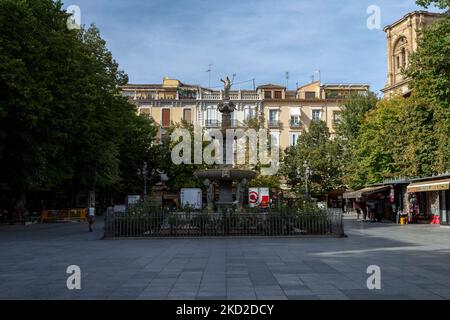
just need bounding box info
[220,76,232,100]
[218,76,235,116]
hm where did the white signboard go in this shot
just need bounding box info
[127,195,141,205]
[249,187,270,208]
[180,188,202,210]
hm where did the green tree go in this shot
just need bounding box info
[114,114,160,195]
[282,121,342,196]
[335,92,378,188]
[346,96,438,189]
[158,122,206,189]
[348,97,407,188]
[0,1,164,213]
[0,0,78,211]
[241,114,282,190]
[416,0,450,10]
[405,14,450,173]
[336,92,379,142]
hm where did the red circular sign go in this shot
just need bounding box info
[249,191,259,204]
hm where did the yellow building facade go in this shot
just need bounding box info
[120,77,369,150]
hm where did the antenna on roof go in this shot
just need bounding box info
[232,73,236,84]
[285,72,290,89]
[206,64,213,88]
[315,70,321,83]
[252,78,256,90]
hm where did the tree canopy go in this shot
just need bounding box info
[0,0,160,206]
[282,121,342,196]
[416,0,450,9]
[405,14,450,173]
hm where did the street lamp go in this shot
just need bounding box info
[137,161,148,200]
[303,160,312,202]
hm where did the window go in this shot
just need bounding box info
[290,115,301,127]
[264,91,272,99]
[274,91,282,99]
[290,133,299,146]
[401,48,406,68]
[244,107,254,122]
[270,132,280,147]
[162,109,171,127]
[183,109,192,124]
[205,107,218,126]
[269,110,279,122]
[305,91,316,99]
[290,107,301,127]
[333,111,341,125]
[312,110,321,121]
[268,110,280,127]
[325,90,339,99]
[206,107,217,120]
[179,89,197,100]
[394,37,408,72]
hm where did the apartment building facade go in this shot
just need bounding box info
[120,77,369,150]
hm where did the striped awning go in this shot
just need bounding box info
[407,178,450,193]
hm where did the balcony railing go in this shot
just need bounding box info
[202,93,261,101]
[290,121,302,128]
[203,94,222,100]
[205,119,221,128]
[268,120,281,128]
[242,94,260,100]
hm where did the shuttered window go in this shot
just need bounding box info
[162,109,171,127]
[183,109,192,124]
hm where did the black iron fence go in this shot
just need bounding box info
[104,208,344,238]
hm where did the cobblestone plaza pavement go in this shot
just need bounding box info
[1,215,449,300]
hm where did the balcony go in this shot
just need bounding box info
[267,120,281,128]
[202,92,261,101]
[203,94,222,100]
[205,119,221,128]
[289,120,302,129]
[241,93,260,100]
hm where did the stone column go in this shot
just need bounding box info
[204,179,214,212]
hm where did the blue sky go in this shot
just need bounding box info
[66,0,440,94]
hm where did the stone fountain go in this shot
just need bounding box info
[194,77,256,212]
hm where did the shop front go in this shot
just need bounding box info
[343,185,394,221]
[406,175,450,225]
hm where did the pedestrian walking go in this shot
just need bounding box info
[87,206,95,232]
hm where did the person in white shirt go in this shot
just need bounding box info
[87,207,95,232]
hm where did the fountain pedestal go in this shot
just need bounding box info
[195,78,256,211]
